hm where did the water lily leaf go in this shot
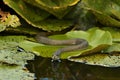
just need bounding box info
[19,27,112,59]
[3,0,72,31]
[102,27,120,42]
[0,47,34,65]
[3,0,50,21]
[82,0,120,27]
[19,40,44,52]
[23,0,80,19]
[0,36,34,65]
[103,43,120,53]
[3,0,51,30]
[0,36,27,49]
[66,27,112,47]
[34,19,72,31]
[68,53,120,67]
[0,66,34,80]
[5,26,41,35]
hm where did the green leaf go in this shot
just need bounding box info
[0,23,6,32]
[0,14,20,32]
[82,0,120,27]
[19,40,44,52]
[23,0,80,19]
[0,36,34,65]
[102,27,120,42]
[0,66,34,80]
[34,19,72,31]
[66,27,112,47]
[4,14,21,28]
[3,0,50,21]
[0,36,26,49]
[68,53,120,67]
[3,0,72,31]
[19,27,112,59]
[103,43,120,53]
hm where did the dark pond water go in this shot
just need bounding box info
[26,56,120,80]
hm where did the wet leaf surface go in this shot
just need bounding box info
[18,27,120,67]
[23,0,80,19]
[3,0,73,31]
[81,0,120,27]
[0,66,34,80]
[69,53,120,67]
[0,36,34,65]
[0,35,34,80]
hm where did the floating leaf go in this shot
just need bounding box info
[102,27,120,42]
[0,47,34,65]
[0,36,27,49]
[36,19,72,31]
[68,53,120,67]
[19,40,44,52]
[0,36,34,65]
[103,43,120,53]
[82,0,120,27]
[3,0,50,22]
[19,27,112,59]
[23,0,80,19]
[3,0,72,31]
[66,27,112,47]
[0,66,34,80]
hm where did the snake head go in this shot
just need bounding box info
[51,54,61,62]
[51,50,62,62]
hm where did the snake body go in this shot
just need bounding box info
[36,34,88,60]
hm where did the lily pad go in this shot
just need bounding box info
[0,48,34,65]
[0,36,26,49]
[81,0,120,27]
[0,36,34,65]
[19,27,112,59]
[102,27,120,42]
[103,43,120,53]
[68,53,120,67]
[3,0,73,31]
[23,0,80,19]
[0,66,34,80]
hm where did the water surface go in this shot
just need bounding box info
[26,56,120,80]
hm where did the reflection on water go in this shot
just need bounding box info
[26,56,120,80]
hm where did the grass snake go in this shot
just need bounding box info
[36,34,88,61]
